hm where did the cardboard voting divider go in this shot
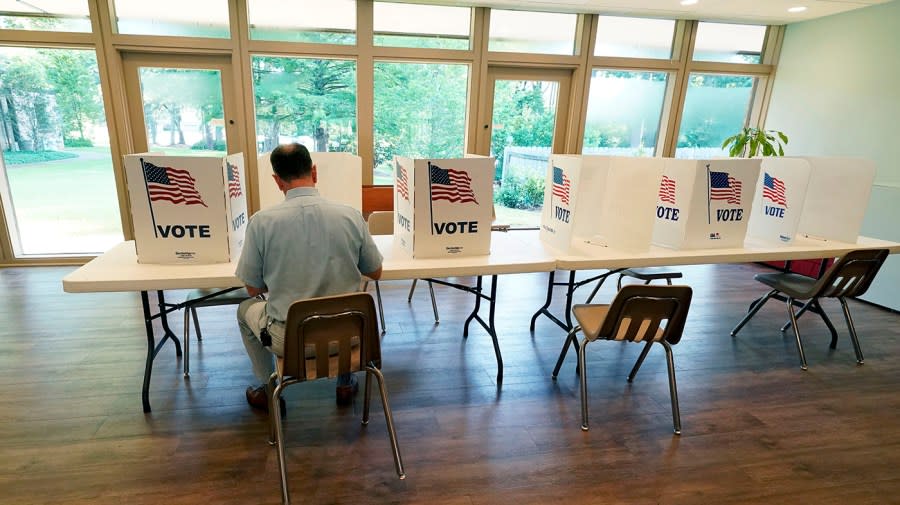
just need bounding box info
[393,156,494,258]
[590,157,666,251]
[539,154,591,251]
[539,155,665,252]
[124,153,247,264]
[257,152,362,211]
[745,157,811,245]
[652,158,761,249]
[796,157,876,243]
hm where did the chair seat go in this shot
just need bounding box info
[186,287,250,307]
[621,268,683,282]
[572,304,664,343]
[753,272,817,299]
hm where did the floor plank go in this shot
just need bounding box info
[1,262,899,504]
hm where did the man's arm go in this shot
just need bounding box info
[245,284,268,298]
[362,266,382,281]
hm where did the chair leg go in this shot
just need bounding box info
[839,297,865,365]
[266,373,279,446]
[731,289,778,337]
[270,379,291,505]
[627,341,654,383]
[374,281,386,335]
[183,307,191,378]
[786,297,809,370]
[427,280,439,324]
[552,327,580,379]
[191,307,203,341]
[366,365,406,479]
[578,337,591,431]
[781,298,840,349]
[362,280,369,291]
[362,370,372,424]
[780,299,814,332]
[407,279,418,303]
[616,274,624,291]
[661,341,681,435]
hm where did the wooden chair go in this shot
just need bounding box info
[731,248,889,370]
[182,287,249,377]
[266,292,404,505]
[554,284,693,434]
[364,211,439,334]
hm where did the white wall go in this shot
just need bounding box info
[766,0,900,310]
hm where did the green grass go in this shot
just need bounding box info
[3,147,123,254]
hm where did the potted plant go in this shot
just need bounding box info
[721,127,788,157]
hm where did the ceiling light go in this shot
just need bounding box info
[788,6,808,12]
[681,0,699,5]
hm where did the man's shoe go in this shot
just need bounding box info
[335,374,359,406]
[245,385,286,417]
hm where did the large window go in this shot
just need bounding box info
[373,62,469,185]
[374,2,470,49]
[248,0,356,44]
[114,0,230,38]
[693,22,766,64]
[594,16,675,59]
[0,47,122,256]
[582,70,668,157]
[675,73,757,159]
[0,0,90,32]
[488,10,578,55]
[251,56,357,156]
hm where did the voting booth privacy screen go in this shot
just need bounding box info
[257,151,362,211]
[539,155,664,252]
[590,157,665,251]
[652,158,761,249]
[745,157,811,245]
[796,157,876,243]
[125,153,247,264]
[394,156,494,258]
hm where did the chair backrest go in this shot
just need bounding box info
[594,284,692,345]
[368,211,394,236]
[281,293,380,380]
[811,248,889,299]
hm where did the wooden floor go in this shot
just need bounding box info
[2,262,900,505]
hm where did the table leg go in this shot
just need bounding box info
[138,290,185,413]
[529,271,556,331]
[140,291,155,413]
[461,275,502,383]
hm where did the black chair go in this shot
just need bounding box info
[731,248,889,370]
[266,292,404,505]
[553,284,693,434]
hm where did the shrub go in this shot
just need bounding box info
[2,150,78,165]
[494,175,545,210]
[63,137,94,148]
[190,139,227,151]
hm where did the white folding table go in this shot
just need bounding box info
[62,231,557,412]
[529,235,900,351]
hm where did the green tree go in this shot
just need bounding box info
[253,57,356,153]
[490,81,556,179]
[0,56,54,151]
[43,50,103,143]
[373,62,467,172]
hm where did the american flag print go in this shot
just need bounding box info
[142,161,207,207]
[227,161,242,199]
[709,171,742,205]
[396,161,410,201]
[429,163,477,204]
[552,166,571,205]
[762,172,787,206]
[658,175,676,205]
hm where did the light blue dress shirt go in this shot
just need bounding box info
[235,187,382,322]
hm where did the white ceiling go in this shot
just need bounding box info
[447,0,894,25]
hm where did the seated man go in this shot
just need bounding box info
[236,143,383,412]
